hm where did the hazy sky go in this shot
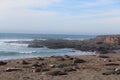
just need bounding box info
[0,0,120,35]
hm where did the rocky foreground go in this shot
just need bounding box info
[0,54,120,80]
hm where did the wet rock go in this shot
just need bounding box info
[45,70,67,76]
[72,58,85,64]
[0,61,7,65]
[5,68,22,72]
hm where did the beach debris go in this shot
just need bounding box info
[0,61,7,65]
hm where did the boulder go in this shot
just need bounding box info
[0,61,7,65]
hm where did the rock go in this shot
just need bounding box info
[32,62,45,68]
[27,35,120,53]
[102,71,113,75]
[96,53,109,58]
[102,68,120,75]
[33,68,50,72]
[5,68,22,72]
[63,67,76,72]
[105,63,119,66]
[45,70,67,76]
[48,64,55,68]
[64,55,70,58]
[114,68,120,75]
[36,57,44,61]
[20,60,30,65]
[0,61,7,65]
[72,58,85,64]
[103,59,112,62]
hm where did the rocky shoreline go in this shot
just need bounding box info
[1,35,120,80]
[28,35,120,54]
[6,35,120,54]
[0,54,120,80]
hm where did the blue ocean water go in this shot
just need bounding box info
[0,33,96,60]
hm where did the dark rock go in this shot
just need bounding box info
[5,68,22,72]
[20,60,30,65]
[102,68,120,75]
[114,68,120,75]
[0,61,7,65]
[72,58,85,64]
[33,68,50,72]
[102,71,113,75]
[36,57,44,61]
[27,35,120,54]
[105,63,119,66]
[32,62,45,68]
[48,64,55,68]
[64,55,70,58]
[45,71,67,76]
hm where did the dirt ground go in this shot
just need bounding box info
[0,54,120,80]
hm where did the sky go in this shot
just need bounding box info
[0,0,120,35]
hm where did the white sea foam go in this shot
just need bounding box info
[0,51,37,54]
[64,38,84,40]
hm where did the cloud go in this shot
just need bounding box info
[0,0,61,10]
[78,0,120,7]
[0,0,120,34]
[0,0,61,18]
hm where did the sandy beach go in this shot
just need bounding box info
[0,53,119,80]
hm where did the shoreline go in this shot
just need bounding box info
[0,53,119,80]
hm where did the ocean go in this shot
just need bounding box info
[0,33,96,60]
